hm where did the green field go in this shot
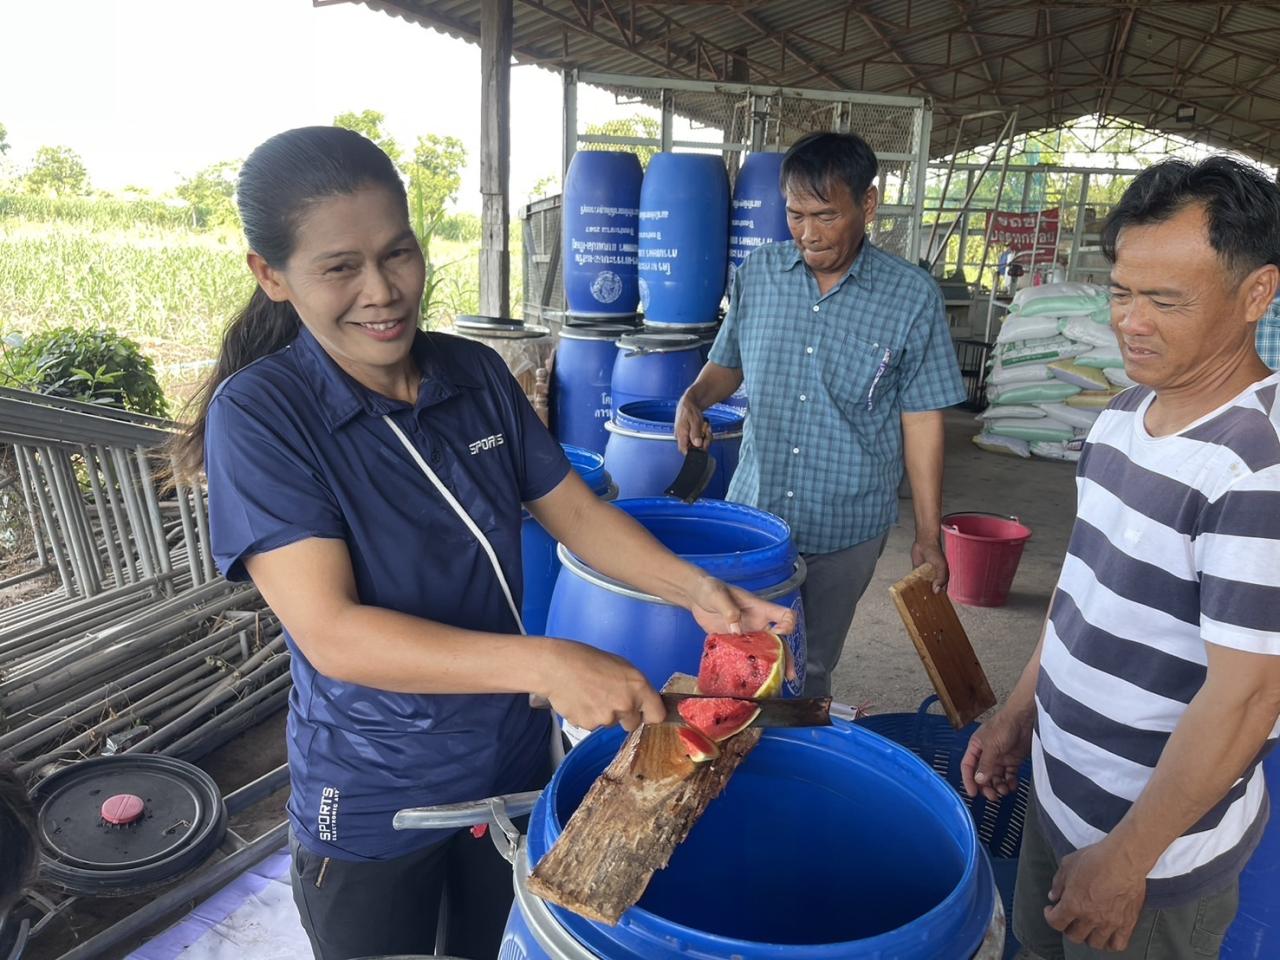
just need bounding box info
[0,193,522,414]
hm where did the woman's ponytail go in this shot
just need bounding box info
[169,288,300,479]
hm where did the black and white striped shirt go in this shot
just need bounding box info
[1034,372,1280,907]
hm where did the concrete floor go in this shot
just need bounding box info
[831,407,1079,719]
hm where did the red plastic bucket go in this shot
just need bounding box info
[942,512,1033,607]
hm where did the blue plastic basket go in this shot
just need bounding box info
[857,696,1031,960]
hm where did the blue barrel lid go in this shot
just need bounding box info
[611,399,744,437]
[561,443,611,496]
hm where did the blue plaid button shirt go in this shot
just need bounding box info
[1259,295,1280,370]
[709,240,965,554]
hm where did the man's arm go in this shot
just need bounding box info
[901,409,948,591]
[675,362,744,453]
[1043,643,1280,951]
[1108,645,1280,872]
[962,597,1053,800]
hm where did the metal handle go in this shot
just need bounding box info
[915,694,943,717]
[393,790,541,864]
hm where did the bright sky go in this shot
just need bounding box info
[0,0,628,212]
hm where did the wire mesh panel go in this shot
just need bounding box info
[520,194,565,324]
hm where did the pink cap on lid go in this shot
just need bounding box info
[101,793,145,826]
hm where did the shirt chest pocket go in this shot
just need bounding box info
[816,331,901,418]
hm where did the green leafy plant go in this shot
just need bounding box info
[583,114,661,169]
[25,145,91,197]
[175,160,240,230]
[333,110,403,168]
[0,327,168,416]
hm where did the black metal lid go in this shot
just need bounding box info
[33,755,226,896]
[454,314,523,329]
[617,332,703,354]
[557,323,635,341]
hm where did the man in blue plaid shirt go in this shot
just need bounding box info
[676,132,965,697]
[1259,294,1280,369]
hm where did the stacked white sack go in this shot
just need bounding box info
[974,282,1130,462]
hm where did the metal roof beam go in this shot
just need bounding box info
[855,9,944,102]
[1195,59,1280,140]
[1140,9,1278,65]
[344,0,560,63]
[949,0,1008,110]
[1097,2,1138,118]
[512,0,788,82]
[900,13,1115,91]
[731,8,844,89]
[597,1,789,83]
[1125,49,1280,109]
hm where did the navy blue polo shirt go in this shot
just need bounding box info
[204,326,569,861]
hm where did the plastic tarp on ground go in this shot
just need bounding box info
[127,848,312,960]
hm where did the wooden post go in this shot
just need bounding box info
[480,0,512,318]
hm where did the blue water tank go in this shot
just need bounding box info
[563,151,642,320]
[729,152,791,271]
[638,153,729,328]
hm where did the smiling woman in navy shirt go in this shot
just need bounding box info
[173,126,792,960]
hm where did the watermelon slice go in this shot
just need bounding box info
[697,631,785,698]
[677,697,761,742]
[677,726,721,762]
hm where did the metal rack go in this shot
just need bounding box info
[0,389,289,776]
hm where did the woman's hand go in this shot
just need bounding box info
[687,574,797,637]
[534,639,666,732]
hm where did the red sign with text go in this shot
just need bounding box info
[986,208,1061,264]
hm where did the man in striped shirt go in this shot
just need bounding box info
[963,156,1280,959]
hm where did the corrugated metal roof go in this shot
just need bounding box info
[344,0,1280,163]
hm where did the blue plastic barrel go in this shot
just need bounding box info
[604,400,743,500]
[723,382,750,413]
[520,445,617,636]
[545,497,805,695]
[729,151,791,270]
[563,151,642,320]
[638,153,729,328]
[552,324,632,454]
[610,331,704,412]
[501,722,999,959]
[1223,751,1280,957]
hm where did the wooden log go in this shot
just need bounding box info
[527,674,762,924]
[889,562,996,728]
[479,0,512,317]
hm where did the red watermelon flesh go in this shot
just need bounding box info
[677,697,761,742]
[697,631,784,697]
[677,726,720,762]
